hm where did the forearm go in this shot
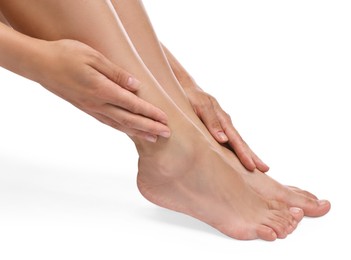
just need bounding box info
[161,43,198,90]
[0,22,44,82]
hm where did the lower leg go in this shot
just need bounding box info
[111,0,330,217]
[0,0,303,240]
[111,0,222,147]
[0,10,9,25]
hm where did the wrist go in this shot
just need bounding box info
[16,38,51,84]
[0,23,49,83]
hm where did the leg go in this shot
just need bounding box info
[0,10,9,25]
[111,0,220,147]
[111,0,330,217]
[0,0,303,240]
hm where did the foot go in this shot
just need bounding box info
[167,98,330,217]
[220,147,331,217]
[136,135,303,241]
[243,170,331,217]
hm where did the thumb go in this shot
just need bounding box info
[92,52,141,92]
[109,64,141,92]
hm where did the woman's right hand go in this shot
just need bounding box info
[33,39,170,142]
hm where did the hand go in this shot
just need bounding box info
[183,85,269,172]
[33,39,170,142]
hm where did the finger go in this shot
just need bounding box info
[216,111,256,171]
[93,112,160,142]
[196,99,228,143]
[212,98,268,172]
[97,79,169,125]
[251,151,270,172]
[90,52,141,92]
[102,103,171,138]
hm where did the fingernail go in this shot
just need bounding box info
[289,207,302,214]
[318,200,329,206]
[145,135,157,143]
[127,77,141,89]
[159,131,171,138]
[217,131,228,142]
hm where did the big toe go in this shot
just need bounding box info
[307,199,331,217]
[286,185,318,200]
[286,190,331,217]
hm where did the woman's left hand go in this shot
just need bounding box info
[184,85,270,172]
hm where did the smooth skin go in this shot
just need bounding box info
[0,22,170,142]
[0,0,330,240]
[0,5,268,172]
[112,0,330,217]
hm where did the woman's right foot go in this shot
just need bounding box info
[175,106,331,217]
[135,134,303,241]
[219,146,331,217]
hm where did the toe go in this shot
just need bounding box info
[286,207,303,234]
[283,189,331,217]
[310,199,331,217]
[286,185,318,200]
[265,212,291,239]
[256,225,277,241]
[289,207,304,222]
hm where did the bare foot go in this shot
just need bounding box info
[242,169,331,217]
[136,135,303,241]
[220,147,331,217]
[164,97,330,217]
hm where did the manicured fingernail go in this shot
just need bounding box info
[217,131,228,142]
[159,131,171,138]
[318,200,329,206]
[127,77,141,89]
[145,135,157,143]
[290,207,302,214]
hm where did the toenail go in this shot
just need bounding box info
[271,231,277,240]
[317,200,329,206]
[289,207,302,214]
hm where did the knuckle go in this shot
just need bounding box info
[196,98,211,113]
[206,93,215,100]
[99,117,121,131]
[90,83,108,100]
[224,112,232,121]
[210,120,221,129]
[145,122,161,134]
[86,74,115,100]
[128,101,140,113]
[87,49,104,64]
[77,97,96,111]
[108,121,121,130]
[201,96,212,106]
[111,67,128,86]
[120,117,134,128]
[124,97,142,114]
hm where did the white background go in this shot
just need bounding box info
[1,0,350,259]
